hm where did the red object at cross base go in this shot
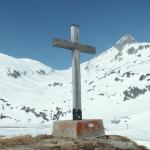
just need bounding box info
[52,119,105,138]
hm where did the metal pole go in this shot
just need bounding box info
[71,24,82,120]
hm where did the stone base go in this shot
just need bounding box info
[52,119,105,139]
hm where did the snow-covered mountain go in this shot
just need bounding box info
[0,34,150,146]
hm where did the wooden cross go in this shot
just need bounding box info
[52,24,96,120]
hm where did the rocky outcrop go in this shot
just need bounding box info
[0,135,148,150]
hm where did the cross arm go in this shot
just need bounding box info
[52,38,96,54]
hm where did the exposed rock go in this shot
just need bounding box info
[51,107,66,120]
[115,77,120,81]
[114,34,136,51]
[114,34,136,60]
[36,69,46,75]
[7,69,21,79]
[121,72,135,78]
[123,87,147,101]
[111,119,121,124]
[0,114,11,120]
[87,89,95,92]
[21,106,49,121]
[139,73,150,81]
[0,98,7,103]
[127,47,137,55]
[48,82,63,87]
[0,135,148,150]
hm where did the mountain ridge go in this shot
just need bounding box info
[0,35,150,148]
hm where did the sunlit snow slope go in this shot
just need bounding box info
[0,34,150,143]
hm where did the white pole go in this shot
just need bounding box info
[71,24,82,120]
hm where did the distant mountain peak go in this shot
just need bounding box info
[114,34,136,50]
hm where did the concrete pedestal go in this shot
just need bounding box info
[52,119,105,139]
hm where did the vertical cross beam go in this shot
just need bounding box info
[52,24,96,121]
[71,25,82,120]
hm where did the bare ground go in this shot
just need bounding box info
[0,134,149,150]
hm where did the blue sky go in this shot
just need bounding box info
[0,0,150,69]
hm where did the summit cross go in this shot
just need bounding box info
[52,24,96,120]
